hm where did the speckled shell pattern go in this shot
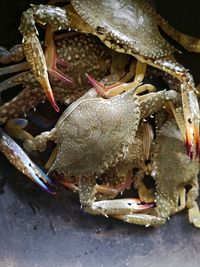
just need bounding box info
[152,120,199,217]
[72,0,176,59]
[0,34,112,124]
[49,87,141,176]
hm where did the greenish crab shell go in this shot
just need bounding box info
[152,119,199,218]
[49,87,141,176]
[71,0,176,59]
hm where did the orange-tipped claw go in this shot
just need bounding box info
[86,73,127,98]
[39,75,60,112]
[45,39,73,85]
[48,67,73,85]
[45,25,73,85]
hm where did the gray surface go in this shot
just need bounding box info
[0,1,200,267]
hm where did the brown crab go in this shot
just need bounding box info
[18,0,200,158]
[23,82,180,219]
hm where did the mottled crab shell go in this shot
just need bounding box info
[152,120,199,217]
[49,88,140,176]
[71,0,176,59]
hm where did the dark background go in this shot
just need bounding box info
[0,1,200,266]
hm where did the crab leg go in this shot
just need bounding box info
[56,177,129,199]
[168,90,199,158]
[45,147,58,169]
[181,85,200,158]
[0,72,85,126]
[0,62,30,76]
[188,203,200,228]
[157,14,200,53]
[0,71,31,93]
[44,25,72,84]
[86,61,148,97]
[0,45,25,64]
[19,5,90,112]
[86,75,156,98]
[78,175,152,218]
[113,213,165,226]
[0,128,56,194]
[85,198,154,217]
[186,178,200,228]
[4,118,33,141]
[0,85,45,125]
[19,5,71,112]
[138,56,200,159]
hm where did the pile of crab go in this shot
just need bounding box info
[0,0,199,227]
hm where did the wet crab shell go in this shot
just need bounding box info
[71,0,176,59]
[49,88,140,176]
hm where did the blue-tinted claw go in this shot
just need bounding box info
[6,118,28,129]
[0,127,56,194]
[26,160,56,194]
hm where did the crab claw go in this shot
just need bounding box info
[46,46,73,85]
[90,198,154,216]
[45,24,72,84]
[86,73,132,98]
[182,86,200,159]
[0,128,56,194]
[43,24,73,109]
[123,198,154,211]
[38,75,60,112]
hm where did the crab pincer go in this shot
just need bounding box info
[19,5,73,112]
[0,128,56,194]
[181,85,200,159]
[87,198,154,216]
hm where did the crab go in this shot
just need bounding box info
[49,121,154,204]
[0,32,124,124]
[22,82,180,220]
[45,120,154,203]
[0,31,144,125]
[0,32,132,193]
[18,0,200,158]
[113,115,200,228]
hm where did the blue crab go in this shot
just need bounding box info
[0,32,119,124]
[22,82,180,220]
[18,0,200,158]
[0,33,129,193]
[114,115,200,228]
